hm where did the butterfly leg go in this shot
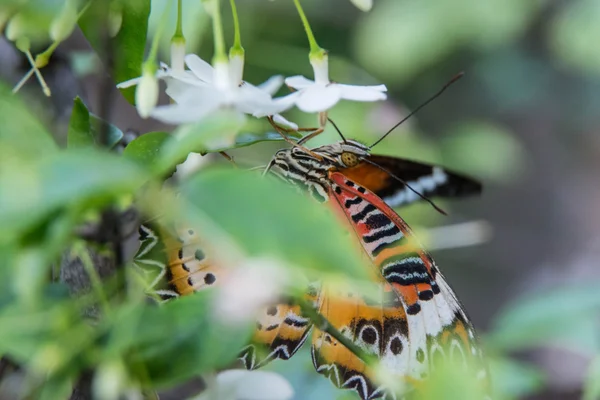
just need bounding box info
[267,116,325,161]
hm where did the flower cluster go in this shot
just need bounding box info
[118,0,387,131]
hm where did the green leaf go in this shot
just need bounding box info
[584,355,600,400]
[488,281,600,352]
[156,111,246,175]
[125,292,252,387]
[199,131,301,155]
[67,97,92,148]
[488,356,545,399]
[442,121,526,183]
[0,149,148,238]
[550,0,600,76]
[79,0,151,104]
[89,114,124,149]
[68,97,124,149]
[122,131,170,168]
[179,168,369,281]
[0,82,57,159]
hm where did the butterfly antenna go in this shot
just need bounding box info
[370,72,465,149]
[327,117,348,143]
[361,158,448,215]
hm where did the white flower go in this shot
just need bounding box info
[118,54,297,128]
[284,54,387,113]
[214,258,289,324]
[194,370,293,400]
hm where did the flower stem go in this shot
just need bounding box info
[24,49,51,96]
[292,0,324,58]
[210,0,227,63]
[148,0,173,64]
[296,296,377,366]
[174,0,184,38]
[228,0,243,55]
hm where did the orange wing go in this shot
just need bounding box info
[306,173,489,399]
[133,223,314,368]
[339,155,481,208]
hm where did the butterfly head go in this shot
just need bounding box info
[311,140,371,169]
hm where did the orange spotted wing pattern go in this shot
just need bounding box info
[308,172,488,399]
[134,138,487,399]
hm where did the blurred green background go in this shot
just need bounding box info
[2,0,600,399]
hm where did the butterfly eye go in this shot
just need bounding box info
[341,152,360,167]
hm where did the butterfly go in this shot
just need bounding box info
[133,136,488,399]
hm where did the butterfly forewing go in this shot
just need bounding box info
[339,155,481,208]
[317,172,487,398]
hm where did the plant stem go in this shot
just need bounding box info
[229,0,243,54]
[174,0,184,38]
[210,0,227,62]
[73,242,112,316]
[296,297,377,366]
[292,0,323,57]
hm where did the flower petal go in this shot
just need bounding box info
[337,83,388,101]
[284,75,314,90]
[185,54,214,83]
[116,76,142,89]
[257,75,284,96]
[218,370,294,400]
[251,91,300,117]
[150,100,220,124]
[296,84,342,113]
[272,114,298,130]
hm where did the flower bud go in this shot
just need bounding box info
[350,0,373,12]
[49,0,78,42]
[93,360,127,400]
[5,12,28,42]
[135,66,159,118]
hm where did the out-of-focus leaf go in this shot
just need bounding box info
[550,0,600,76]
[488,282,600,352]
[488,355,545,399]
[67,97,92,148]
[0,83,57,158]
[180,168,369,281]
[79,0,150,103]
[156,111,246,175]
[124,292,252,387]
[442,121,527,183]
[200,131,300,155]
[0,150,147,237]
[123,131,170,168]
[37,376,74,400]
[89,114,124,149]
[68,97,124,149]
[354,0,541,83]
[584,356,600,400]
[0,296,90,364]
[412,357,488,400]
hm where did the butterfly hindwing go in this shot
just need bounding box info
[241,287,318,369]
[134,223,314,368]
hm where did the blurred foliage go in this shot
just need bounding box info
[2,0,600,399]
